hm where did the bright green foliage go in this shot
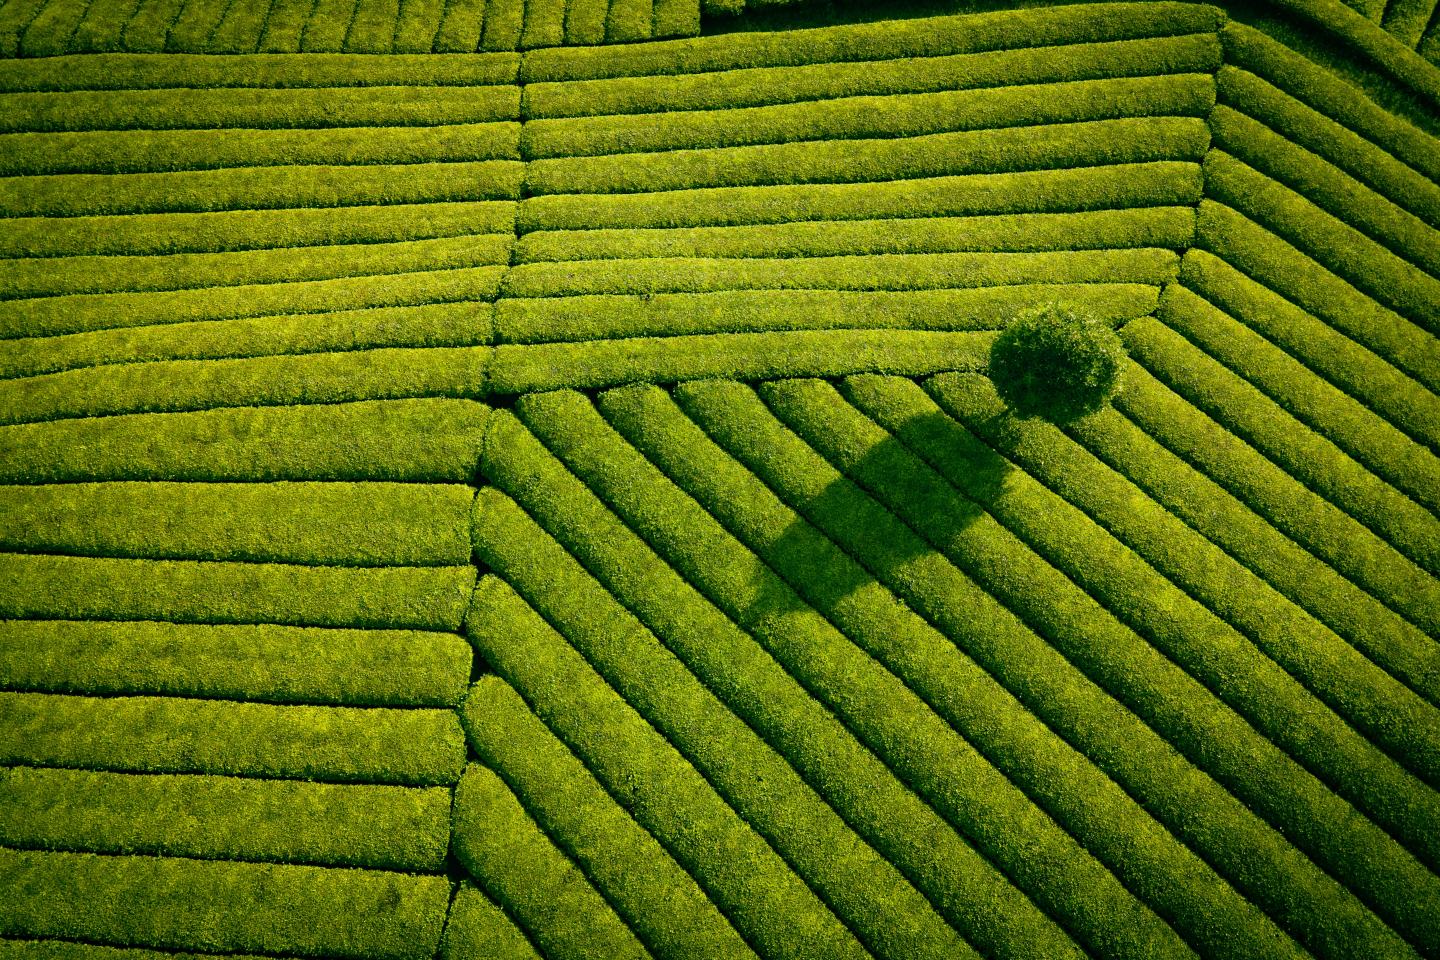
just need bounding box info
[0,849,449,958]
[441,883,541,960]
[450,761,653,960]
[0,619,472,705]
[0,941,274,959]
[461,672,764,960]
[604,0,650,43]
[0,554,477,629]
[0,399,491,484]
[0,692,467,784]
[988,303,1127,421]
[0,481,473,565]
[0,767,450,870]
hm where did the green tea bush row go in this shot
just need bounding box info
[1220,23,1440,184]
[0,85,518,133]
[0,850,449,958]
[1,301,488,380]
[0,267,502,339]
[0,692,466,784]
[1203,152,1440,334]
[430,0,487,54]
[1109,362,1440,652]
[604,382,1289,960]
[0,346,491,424]
[343,0,405,54]
[563,0,606,45]
[520,3,1222,81]
[0,481,473,566]
[605,0,651,43]
[0,767,450,870]
[1063,397,1440,710]
[0,235,512,300]
[471,488,974,960]
[1215,64,1440,227]
[479,412,1074,960]
[389,0,448,53]
[501,250,1179,298]
[0,619,472,706]
[517,161,1203,232]
[0,941,274,959]
[1179,249,1440,452]
[0,201,516,258]
[0,53,519,91]
[495,286,1158,344]
[0,160,524,217]
[523,75,1214,159]
[1194,202,1438,390]
[480,0,524,52]
[1128,313,1440,576]
[466,576,885,960]
[462,672,767,960]
[0,398,491,484]
[524,117,1211,195]
[924,372,1440,813]
[440,883,541,960]
[450,761,651,960]
[679,377,1402,960]
[523,34,1219,119]
[0,554,476,630]
[1208,106,1439,274]
[516,390,1182,960]
[9,0,87,57]
[0,122,520,176]
[489,331,988,393]
[1159,283,1439,513]
[764,375,1440,952]
[515,208,1196,262]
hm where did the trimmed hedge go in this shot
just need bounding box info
[0,849,449,958]
[565,0,606,45]
[518,390,1183,960]
[0,399,490,484]
[1179,249,1440,453]
[479,411,1075,960]
[0,941,274,959]
[441,883,542,960]
[0,618,472,706]
[500,250,1180,297]
[0,123,520,176]
[517,161,1203,232]
[604,0,650,43]
[0,554,476,630]
[470,488,973,960]
[495,286,1159,344]
[679,377,1402,960]
[1157,283,1439,513]
[520,3,1223,82]
[0,481,473,566]
[0,85,519,133]
[450,762,651,960]
[461,672,764,960]
[606,381,1294,960]
[523,117,1211,195]
[522,75,1214,159]
[0,692,466,784]
[0,201,516,259]
[519,0,565,48]
[465,574,871,960]
[522,34,1220,119]
[490,331,989,394]
[0,161,524,217]
[1128,313,1440,575]
[0,235,512,300]
[1,302,488,381]
[0,267,503,339]
[391,0,447,53]
[0,767,450,870]
[514,208,1196,262]
[480,0,524,52]
[0,346,491,425]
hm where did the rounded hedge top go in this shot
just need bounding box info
[988,303,1127,422]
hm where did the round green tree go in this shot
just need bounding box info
[988,303,1127,422]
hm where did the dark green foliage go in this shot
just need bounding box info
[0,619,473,705]
[988,302,1126,422]
[0,692,467,783]
[0,941,274,959]
[0,767,450,869]
[441,883,542,960]
[0,849,449,958]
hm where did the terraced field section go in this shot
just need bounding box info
[0,1,1438,958]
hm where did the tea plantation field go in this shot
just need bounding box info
[0,0,1436,956]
